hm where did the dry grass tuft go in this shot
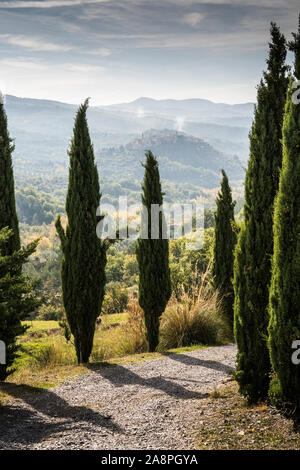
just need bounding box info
[159,270,230,350]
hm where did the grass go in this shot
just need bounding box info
[197,381,300,450]
[23,312,129,332]
[23,320,60,332]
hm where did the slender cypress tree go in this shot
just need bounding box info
[56,99,107,364]
[268,17,300,410]
[0,228,40,381]
[0,94,20,255]
[234,23,289,402]
[136,151,171,352]
[212,170,236,330]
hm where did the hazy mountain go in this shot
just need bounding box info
[101,96,254,127]
[4,95,252,178]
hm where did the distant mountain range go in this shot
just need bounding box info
[101,96,254,127]
[4,94,251,193]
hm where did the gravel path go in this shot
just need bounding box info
[0,344,236,450]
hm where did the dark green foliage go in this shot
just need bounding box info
[0,97,20,255]
[213,170,236,329]
[268,17,300,410]
[234,23,289,402]
[136,151,171,352]
[0,228,41,380]
[56,99,108,364]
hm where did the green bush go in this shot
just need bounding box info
[102,285,129,315]
[37,304,64,321]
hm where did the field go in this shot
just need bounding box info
[18,313,133,370]
[23,313,129,332]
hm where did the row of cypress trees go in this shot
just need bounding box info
[234,22,289,402]
[55,100,171,363]
[268,19,300,410]
[0,90,171,376]
[230,17,300,410]
[1,17,299,390]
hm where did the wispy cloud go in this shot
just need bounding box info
[87,47,111,56]
[0,57,105,73]
[0,0,108,8]
[0,33,112,55]
[0,34,72,51]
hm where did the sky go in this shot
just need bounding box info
[0,0,299,105]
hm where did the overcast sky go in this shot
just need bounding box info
[0,0,298,105]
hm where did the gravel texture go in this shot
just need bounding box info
[0,344,236,450]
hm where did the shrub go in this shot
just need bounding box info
[102,285,129,315]
[159,289,230,350]
[37,304,64,321]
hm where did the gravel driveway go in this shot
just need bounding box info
[0,344,236,450]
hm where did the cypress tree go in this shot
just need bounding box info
[56,99,107,364]
[212,169,236,330]
[0,94,20,255]
[0,228,40,381]
[234,23,289,402]
[136,151,171,352]
[268,17,300,410]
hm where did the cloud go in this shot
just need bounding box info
[168,0,297,6]
[0,57,105,73]
[65,63,105,72]
[0,34,72,51]
[0,0,108,8]
[182,12,204,27]
[88,47,111,56]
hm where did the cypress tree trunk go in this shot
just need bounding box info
[268,17,300,410]
[136,151,171,352]
[212,170,236,331]
[234,23,289,403]
[56,99,107,364]
[0,95,20,255]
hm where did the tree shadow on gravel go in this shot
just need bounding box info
[91,363,210,400]
[161,352,234,374]
[0,382,123,448]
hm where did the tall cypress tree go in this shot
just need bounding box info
[234,23,289,402]
[136,151,171,352]
[0,228,41,381]
[268,17,300,410]
[212,169,236,330]
[56,99,107,364]
[0,94,20,255]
